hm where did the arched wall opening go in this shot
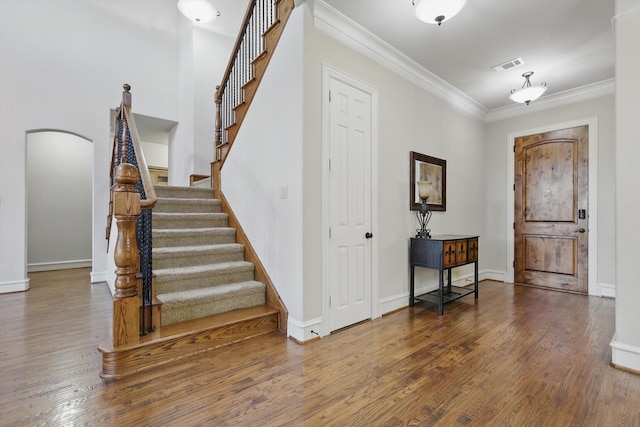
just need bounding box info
[26,130,93,272]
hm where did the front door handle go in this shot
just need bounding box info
[577,228,586,233]
[365,232,373,239]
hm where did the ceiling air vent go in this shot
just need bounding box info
[492,57,524,72]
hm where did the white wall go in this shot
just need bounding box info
[171,25,236,185]
[141,141,169,168]
[0,0,179,292]
[485,95,616,293]
[27,131,93,272]
[302,5,486,330]
[611,0,640,372]
[224,4,486,340]
[223,6,305,330]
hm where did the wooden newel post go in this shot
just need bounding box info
[112,161,141,346]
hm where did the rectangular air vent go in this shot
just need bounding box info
[492,57,524,72]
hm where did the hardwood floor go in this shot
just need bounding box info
[1,268,638,426]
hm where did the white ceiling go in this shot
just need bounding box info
[321,0,616,111]
[96,0,615,113]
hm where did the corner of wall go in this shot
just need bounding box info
[0,278,30,294]
[287,315,323,342]
[611,334,640,373]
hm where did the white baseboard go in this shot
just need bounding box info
[380,269,503,315]
[611,334,640,373]
[288,316,323,342]
[90,270,109,284]
[480,270,506,282]
[600,283,616,298]
[27,259,91,273]
[0,278,30,294]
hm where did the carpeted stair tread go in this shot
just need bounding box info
[153,244,245,269]
[154,243,244,256]
[153,212,229,229]
[154,198,222,214]
[154,185,214,199]
[154,261,256,294]
[153,227,236,248]
[158,280,265,307]
[157,281,267,325]
[153,212,228,219]
[154,260,255,277]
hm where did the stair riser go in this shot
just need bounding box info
[153,232,236,248]
[156,270,255,294]
[161,292,266,326]
[154,250,245,270]
[153,216,228,229]
[154,186,214,199]
[154,200,222,214]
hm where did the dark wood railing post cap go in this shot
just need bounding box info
[122,84,131,108]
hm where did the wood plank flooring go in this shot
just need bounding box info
[1,268,639,426]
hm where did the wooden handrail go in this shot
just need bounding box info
[108,84,159,346]
[121,86,157,210]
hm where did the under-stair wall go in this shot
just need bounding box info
[221,4,305,340]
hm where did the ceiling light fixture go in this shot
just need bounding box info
[509,71,547,105]
[412,0,467,26]
[178,0,219,24]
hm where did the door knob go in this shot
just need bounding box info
[577,228,586,233]
[365,232,373,239]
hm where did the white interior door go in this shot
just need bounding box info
[328,76,373,332]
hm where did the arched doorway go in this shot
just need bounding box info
[26,131,93,272]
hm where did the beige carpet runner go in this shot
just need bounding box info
[153,186,265,326]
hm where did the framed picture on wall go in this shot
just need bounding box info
[410,151,446,211]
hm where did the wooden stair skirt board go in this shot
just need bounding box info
[99,305,279,380]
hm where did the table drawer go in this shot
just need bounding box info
[443,241,457,267]
[456,240,468,264]
[467,238,479,262]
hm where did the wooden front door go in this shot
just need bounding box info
[514,125,588,294]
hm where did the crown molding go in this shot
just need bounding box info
[310,0,615,124]
[485,79,615,123]
[311,0,488,121]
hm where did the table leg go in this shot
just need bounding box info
[410,265,415,307]
[474,261,479,299]
[438,267,444,316]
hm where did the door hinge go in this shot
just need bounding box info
[329,296,331,307]
[329,227,332,238]
[329,90,331,102]
[513,222,515,229]
[329,158,331,170]
[513,145,515,152]
[513,184,515,191]
[513,260,515,268]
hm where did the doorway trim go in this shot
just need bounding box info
[506,117,598,296]
[321,63,379,337]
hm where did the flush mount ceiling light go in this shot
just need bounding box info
[178,0,219,23]
[412,0,467,25]
[509,71,547,105]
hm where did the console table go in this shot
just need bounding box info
[410,235,479,315]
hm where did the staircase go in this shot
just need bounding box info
[153,185,267,325]
[100,0,295,380]
[99,185,282,380]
